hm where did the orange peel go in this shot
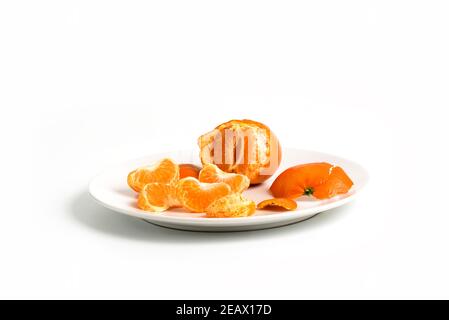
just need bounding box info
[270,162,354,199]
[257,198,298,211]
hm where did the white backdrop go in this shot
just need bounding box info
[1,1,448,299]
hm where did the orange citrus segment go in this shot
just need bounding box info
[127,158,179,192]
[137,183,181,212]
[177,177,231,213]
[179,163,201,179]
[206,194,256,218]
[199,164,250,193]
[257,198,298,211]
[270,162,354,200]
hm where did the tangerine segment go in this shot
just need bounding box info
[137,183,180,212]
[198,119,282,185]
[128,158,179,192]
[257,198,298,211]
[199,164,250,193]
[270,162,354,200]
[177,177,231,213]
[179,164,201,179]
[206,194,256,218]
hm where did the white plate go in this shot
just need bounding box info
[89,149,368,232]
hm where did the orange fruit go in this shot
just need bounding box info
[137,183,180,212]
[127,158,179,192]
[270,162,354,200]
[199,163,250,193]
[179,163,201,179]
[177,177,232,213]
[206,194,256,218]
[257,198,298,211]
[198,119,282,185]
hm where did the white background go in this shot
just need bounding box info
[1,1,448,299]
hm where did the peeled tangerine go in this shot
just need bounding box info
[270,162,354,200]
[206,194,256,218]
[199,163,250,193]
[177,177,232,213]
[198,119,281,185]
[128,158,179,192]
[137,183,180,212]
